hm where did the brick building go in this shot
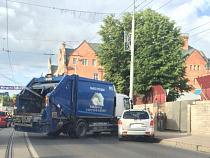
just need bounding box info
[182,34,210,92]
[48,41,104,80]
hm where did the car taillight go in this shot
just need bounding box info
[150,120,154,126]
[118,120,122,125]
[45,96,49,107]
[122,131,127,134]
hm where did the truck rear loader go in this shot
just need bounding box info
[14,74,129,138]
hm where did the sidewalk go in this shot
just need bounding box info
[154,130,210,154]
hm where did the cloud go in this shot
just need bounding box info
[0,0,210,97]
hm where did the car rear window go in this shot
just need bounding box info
[0,111,6,116]
[123,111,149,119]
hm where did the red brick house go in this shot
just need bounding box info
[48,41,104,80]
[182,34,210,92]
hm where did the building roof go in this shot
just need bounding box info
[88,43,100,53]
[65,48,74,66]
[181,45,210,69]
[181,45,195,57]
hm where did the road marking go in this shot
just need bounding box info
[24,132,40,158]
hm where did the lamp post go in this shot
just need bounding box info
[129,0,135,109]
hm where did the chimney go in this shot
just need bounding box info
[181,33,189,50]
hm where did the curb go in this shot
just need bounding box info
[155,138,210,154]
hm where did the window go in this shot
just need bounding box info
[94,73,98,80]
[198,65,200,71]
[194,78,197,84]
[123,111,149,119]
[190,65,192,70]
[82,59,88,65]
[73,58,77,65]
[92,59,96,66]
[124,98,130,110]
[194,65,196,70]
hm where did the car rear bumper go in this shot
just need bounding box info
[118,128,154,137]
[0,121,7,126]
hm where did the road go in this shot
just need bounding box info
[0,127,209,158]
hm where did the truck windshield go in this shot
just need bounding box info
[124,98,130,110]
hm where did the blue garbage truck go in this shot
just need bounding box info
[13,74,130,138]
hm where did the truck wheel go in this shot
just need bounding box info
[76,122,87,138]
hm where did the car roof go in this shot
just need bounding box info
[124,109,147,112]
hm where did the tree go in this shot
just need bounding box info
[98,9,192,102]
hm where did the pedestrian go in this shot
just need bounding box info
[157,109,163,131]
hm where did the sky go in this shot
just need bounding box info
[0,0,210,96]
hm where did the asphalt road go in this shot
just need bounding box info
[0,128,209,158]
[28,132,210,158]
[0,127,14,157]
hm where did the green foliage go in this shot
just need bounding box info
[98,9,192,101]
[0,95,15,107]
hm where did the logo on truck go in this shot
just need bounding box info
[91,93,104,106]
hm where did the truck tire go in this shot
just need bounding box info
[76,122,87,138]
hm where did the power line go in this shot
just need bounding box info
[156,0,173,11]
[141,0,154,10]
[7,0,115,17]
[136,0,147,10]
[89,0,139,42]
[6,0,14,80]
[0,49,58,55]
[0,63,48,68]
[186,21,210,33]
[191,32,210,44]
[117,0,138,18]
[0,37,83,43]
[190,29,210,37]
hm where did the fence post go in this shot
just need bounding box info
[187,104,191,135]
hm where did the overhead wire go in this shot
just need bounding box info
[6,0,15,80]
[140,0,154,10]
[89,0,139,42]
[156,0,173,11]
[190,29,210,37]
[186,21,210,33]
[7,0,114,17]
[191,32,210,44]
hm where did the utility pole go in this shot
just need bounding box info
[129,0,135,109]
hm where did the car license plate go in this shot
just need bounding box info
[131,124,142,128]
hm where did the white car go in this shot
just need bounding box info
[118,109,154,142]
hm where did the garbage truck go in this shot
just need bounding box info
[13,74,130,138]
